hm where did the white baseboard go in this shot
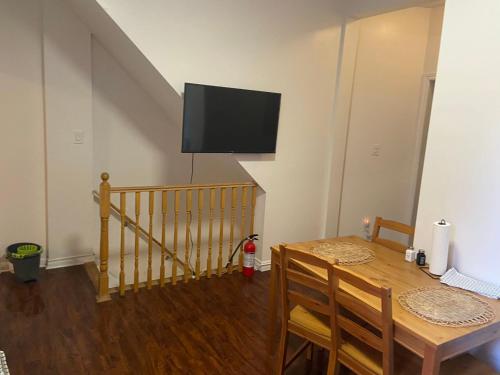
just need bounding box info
[46,254,96,270]
[0,256,12,274]
[255,258,271,272]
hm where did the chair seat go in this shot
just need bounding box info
[290,306,395,375]
[289,307,497,375]
[341,338,427,375]
[289,305,331,339]
[341,337,383,375]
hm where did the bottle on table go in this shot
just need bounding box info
[416,249,426,266]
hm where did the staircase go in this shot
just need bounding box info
[94,172,258,302]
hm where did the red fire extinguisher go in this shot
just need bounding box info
[242,237,257,277]
[226,234,258,277]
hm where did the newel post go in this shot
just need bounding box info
[97,172,111,302]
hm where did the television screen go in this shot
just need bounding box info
[182,83,281,153]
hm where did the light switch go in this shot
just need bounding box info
[73,129,84,144]
[371,144,381,157]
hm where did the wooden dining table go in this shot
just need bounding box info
[269,236,500,375]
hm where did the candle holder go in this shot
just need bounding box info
[362,216,371,241]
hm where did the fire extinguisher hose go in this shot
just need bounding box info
[225,233,258,269]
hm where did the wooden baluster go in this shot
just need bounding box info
[97,172,111,302]
[147,191,154,289]
[228,187,237,274]
[239,186,248,271]
[134,192,141,292]
[250,185,257,236]
[160,191,167,287]
[119,192,126,296]
[207,188,215,278]
[172,190,180,285]
[184,189,192,283]
[217,187,226,276]
[195,189,203,280]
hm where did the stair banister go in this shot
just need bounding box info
[93,172,258,302]
[97,172,111,302]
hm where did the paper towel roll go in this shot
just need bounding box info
[429,219,451,276]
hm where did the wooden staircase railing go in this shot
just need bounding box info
[92,190,186,271]
[96,172,257,302]
[92,191,184,268]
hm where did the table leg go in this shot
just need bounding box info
[268,251,279,355]
[422,344,442,375]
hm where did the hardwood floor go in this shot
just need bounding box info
[1,266,495,375]
[0,266,319,375]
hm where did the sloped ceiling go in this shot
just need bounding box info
[333,0,444,19]
[64,0,444,125]
[64,0,183,126]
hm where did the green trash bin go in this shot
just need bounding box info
[6,243,43,282]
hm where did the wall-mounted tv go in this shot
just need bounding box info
[181,83,281,153]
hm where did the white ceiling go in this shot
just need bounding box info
[333,0,444,19]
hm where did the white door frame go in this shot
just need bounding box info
[408,73,436,227]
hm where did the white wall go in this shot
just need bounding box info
[0,0,47,253]
[414,0,500,368]
[92,39,250,188]
[1,0,453,277]
[325,21,361,238]
[42,0,95,267]
[1,0,257,269]
[95,0,343,263]
[92,38,257,272]
[423,6,444,74]
[333,8,436,238]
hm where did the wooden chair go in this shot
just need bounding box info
[276,244,337,374]
[276,245,497,375]
[371,217,414,253]
[330,267,394,375]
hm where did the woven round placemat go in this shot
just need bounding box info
[310,242,375,265]
[398,286,495,327]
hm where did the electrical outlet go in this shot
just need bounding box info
[371,144,381,157]
[73,129,84,144]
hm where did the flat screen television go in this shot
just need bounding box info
[181,83,281,153]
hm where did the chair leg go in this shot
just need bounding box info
[276,330,289,374]
[268,256,279,355]
[316,349,325,375]
[306,344,313,374]
[326,350,340,375]
[306,343,313,360]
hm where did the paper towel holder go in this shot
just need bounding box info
[418,218,450,279]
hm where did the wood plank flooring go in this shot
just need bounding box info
[0,266,314,375]
[1,266,496,374]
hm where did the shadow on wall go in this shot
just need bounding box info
[91,38,252,188]
[90,38,265,272]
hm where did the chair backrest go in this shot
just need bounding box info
[279,244,336,348]
[330,267,394,375]
[371,216,415,253]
